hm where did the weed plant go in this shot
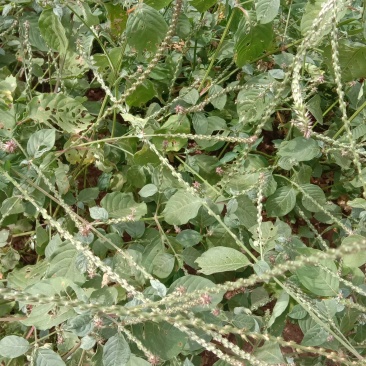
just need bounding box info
[0,0,366,365]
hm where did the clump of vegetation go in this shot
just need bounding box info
[1,0,366,365]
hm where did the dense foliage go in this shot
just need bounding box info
[1,0,366,365]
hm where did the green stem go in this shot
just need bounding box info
[198,10,235,91]
[333,99,366,139]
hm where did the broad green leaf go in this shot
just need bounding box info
[126,355,151,366]
[104,4,128,37]
[307,94,323,124]
[190,0,217,12]
[266,186,297,217]
[301,0,346,37]
[299,317,328,346]
[126,80,156,107]
[89,206,109,221]
[324,41,366,82]
[208,85,227,110]
[0,336,29,358]
[195,246,250,275]
[277,137,320,162]
[296,251,339,296]
[101,192,147,220]
[235,20,273,67]
[288,304,307,320]
[126,3,168,53]
[38,9,68,54]
[46,240,85,284]
[168,275,224,312]
[342,235,366,268]
[267,291,289,327]
[152,115,190,152]
[0,229,9,247]
[54,162,69,195]
[300,184,326,212]
[235,195,257,229]
[35,348,66,366]
[27,129,55,158]
[0,107,16,138]
[132,321,186,359]
[180,88,199,105]
[1,197,24,215]
[144,0,173,10]
[236,78,274,124]
[163,191,202,225]
[80,335,96,350]
[103,334,131,366]
[253,341,285,364]
[152,252,175,278]
[256,0,280,24]
[176,229,202,248]
[22,303,75,330]
[28,94,93,133]
[78,187,99,202]
[139,184,158,198]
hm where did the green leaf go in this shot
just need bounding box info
[307,94,323,124]
[235,20,273,67]
[139,184,158,198]
[54,162,70,195]
[208,85,227,110]
[277,137,320,162]
[152,253,175,278]
[104,4,127,37]
[38,9,68,54]
[126,80,156,107]
[22,303,75,330]
[27,129,55,158]
[342,235,366,268]
[299,317,328,346]
[35,348,66,366]
[103,334,131,366]
[126,3,168,53]
[301,0,346,37]
[0,229,9,247]
[101,192,147,220]
[176,230,202,248]
[253,341,285,364]
[46,240,85,284]
[132,321,186,359]
[163,191,202,225]
[1,197,24,215]
[288,304,307,320]
[324,41,366,82]
[267,291,289,327]
[89,206,109,221]
[256,0,280,24]
[236,77,274,124]
[144,0,173,10]
[168,275,224,312]
[0,336,29,358]
[266,186,297,217]
[296,251,339,296]
[300,184,326,212]
[189,0,217,12]
[28,94,93,133]
[180,88,199,105]
[78,187,99,202]
[195,246,250,275]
